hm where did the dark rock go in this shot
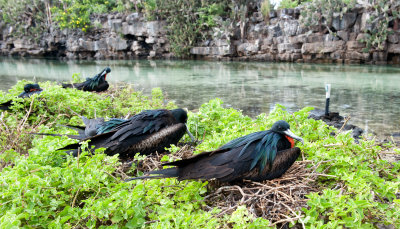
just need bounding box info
[277,43,301,53]
[288,34,306,44]
[332,13,357,31]
[347,40,366,50]
[302,41,345,54]
[353,14,362,34]
[324,34,340,42]
[336,31,349,41]
[268,24,282,37]
[237,42,260,56]
[330,51,344,59]
[356,33,368,41]
[281,20,299,36]
[345,51,369,60]
[306,33,324,43]
[269,10,277,19]
[387,32,399,44]
[309,109,364,140]
[372,51,387,62]
[126,13,141,24]
[388,44,400,53]
[254,23,267,35]
[361,12,373,31]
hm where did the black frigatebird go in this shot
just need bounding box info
[126,120,303,182]
[0,83,43,110]
[55,108,195,158]
[62,67,111,92]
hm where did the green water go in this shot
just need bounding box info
[1,57,400,136]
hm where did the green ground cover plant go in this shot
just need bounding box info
[0,81,399,228]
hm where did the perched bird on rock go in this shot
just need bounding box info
[126,120,303,182]
[0,83,43,110]
[62,67,111,92]
[56,108,195,158]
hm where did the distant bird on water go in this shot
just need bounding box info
[62,67,111,92]
[0,83,43,110]
[126,120,303,182]
[56,108,195,158]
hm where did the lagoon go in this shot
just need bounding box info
[1,57,399,136]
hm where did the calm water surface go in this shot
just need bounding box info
[1,57,399,136]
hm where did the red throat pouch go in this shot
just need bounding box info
[285,136,295,148]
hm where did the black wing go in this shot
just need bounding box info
[161,132,294,182]
[94,81,109,92]
[83,80,109,92]
[56,109,177,154]
[108,109,176,142]
[62,82,86,90]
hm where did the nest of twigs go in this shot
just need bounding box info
[204,160,326,228]
[121,145,328,228]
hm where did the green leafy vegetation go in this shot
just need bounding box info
[300,0,400,52]
[300,0,357,32]
[0,81,399,227]
[278,0,299,9]
[261,0,271,22]
[141,0,230,57]
[0,0,49,40]
[359,0,400,51]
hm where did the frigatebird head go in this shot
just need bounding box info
[171,108,196,142]
[24,83,42,93]
[98,67,111,80]
[271,120,304,144]
[171,108,188,124]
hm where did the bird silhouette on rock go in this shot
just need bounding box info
[56,108,195,158]
[62,67,111,92]
[126,120,303,182]
[0,83,43,110]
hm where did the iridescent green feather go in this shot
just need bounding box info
[96,118,127,135]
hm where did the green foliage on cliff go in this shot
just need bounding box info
[51,0,116,31]
[300,0,400,52]
[0,0,49,39]
[261,0,271,22]
[142,0,230,57]
[0,81,399,228]
[278,0,299,9]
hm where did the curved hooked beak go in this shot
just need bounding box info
[185,124,196,142]
[283,129,304,144]
[100,70,108,79]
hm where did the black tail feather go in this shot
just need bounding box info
[125,168,179,182]
[0,100,12,110]
[30,132,84,140]
[62,83,73,88]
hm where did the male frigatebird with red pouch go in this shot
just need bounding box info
[126,120,303,182]
[0,83,43,110]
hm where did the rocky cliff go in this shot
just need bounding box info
[1,7,400,64]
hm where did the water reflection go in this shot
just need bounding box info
[1,57,400,136]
